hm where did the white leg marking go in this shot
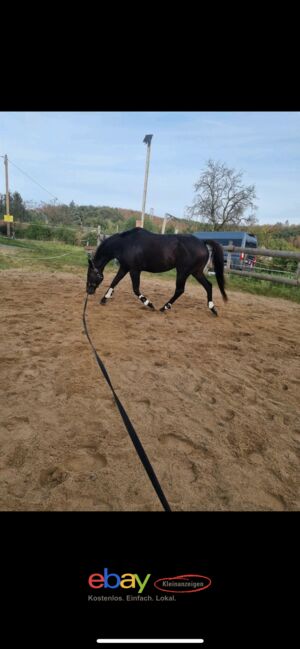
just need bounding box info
[208,301,214,309]
[139,294,150,305]
[105,288,114,298]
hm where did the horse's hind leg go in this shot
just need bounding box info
[130,270,155,309]
[100,266,128,304]
[192,270,218,315]
[159,271,188,312]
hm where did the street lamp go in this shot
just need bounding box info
[161,212,176,234]
[140,134,153,228]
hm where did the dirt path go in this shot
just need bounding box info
[0,269,299,510]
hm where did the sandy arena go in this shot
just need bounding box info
[0,269,299,510]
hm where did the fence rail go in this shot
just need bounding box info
[222,245,300,287]
[224,245,300,260]
[225,269,299,286]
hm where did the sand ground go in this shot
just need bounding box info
[0,269,299,510]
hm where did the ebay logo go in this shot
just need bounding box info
[88,568,151,594]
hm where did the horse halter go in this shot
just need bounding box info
[88,255,103,280]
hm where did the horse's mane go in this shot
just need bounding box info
[118,227,152,237]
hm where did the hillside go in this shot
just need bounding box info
[1,191,299,244]
[117,208,191,232]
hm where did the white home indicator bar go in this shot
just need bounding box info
[96,641,204,644]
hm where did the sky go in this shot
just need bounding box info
[0,111,299,225]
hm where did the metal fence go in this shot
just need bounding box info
[223,245,300,287]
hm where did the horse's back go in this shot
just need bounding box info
[120,228,206,248]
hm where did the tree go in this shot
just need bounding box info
[186,160,258,230]
[121,215,159,232]
[0,192,28,221]
[69,202,83,227]
[165,223,175,234]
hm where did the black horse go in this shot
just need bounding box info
[86,227,227,314]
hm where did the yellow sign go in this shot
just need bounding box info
[4,215,13,222]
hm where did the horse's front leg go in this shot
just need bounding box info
[130,270,155,310]
[160,271,188,312]
[100,266,128,304]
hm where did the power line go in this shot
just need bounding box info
[6,157,59,203]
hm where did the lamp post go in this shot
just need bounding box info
[140,134,153,228]
[161,212,176,234]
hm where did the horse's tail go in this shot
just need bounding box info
[205,240,228,302]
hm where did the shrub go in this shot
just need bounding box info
[24,223,53,240]
[52,226,77,245]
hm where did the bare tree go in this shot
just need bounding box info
[186,160,258,230]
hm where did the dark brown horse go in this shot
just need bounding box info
[86,227,227,314]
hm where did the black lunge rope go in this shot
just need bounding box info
[83,296,172,512]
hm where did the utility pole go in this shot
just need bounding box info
[140,134,153,228]
[4,155,11,236]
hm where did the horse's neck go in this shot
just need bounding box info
[95,240,116,270]
[95,254,111,271]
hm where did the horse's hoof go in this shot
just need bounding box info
[210,306,218,316]
[160,303,171,312]
[100,297,107,305]
[148,302,155,310]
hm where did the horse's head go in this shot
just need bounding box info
[86,257,104,294]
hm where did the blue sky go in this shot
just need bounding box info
[0,111,299,224]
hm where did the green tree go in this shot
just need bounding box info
[0,194,6,217]
[122,216,138,230]
[11,192,27,220]
[121,215,159,232]
[0,192,28,221]
[69,201,83,226]
[165,223,175,234]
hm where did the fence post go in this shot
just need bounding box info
[226,241,233,270]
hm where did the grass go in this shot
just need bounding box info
[0,237,117,273]
[224,274,300,302]
[1,236,299,303]
[0,237,87,271]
